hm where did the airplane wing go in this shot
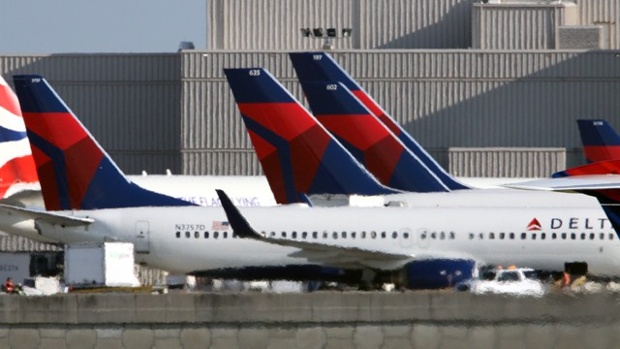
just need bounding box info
[0,204,94,227]
[215,189,414,270]
[504,175,620,191]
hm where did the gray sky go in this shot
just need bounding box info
[1,0,206,54]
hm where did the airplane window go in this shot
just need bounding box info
[600,233,605,240]
[531,233,536,240]
[421,232,427,240]
[571,233,576,240]
[552,233,557,239]
[449,232,455,239]
[292,232,297,239]
[509,233,515,240]
[610,233,615,240]
[371,231,377,239]
[469,233,474,240]
[176,232,180,238]
[499,232,505,240]
[541,233,546,240]
[479,233,484,240]
[404,232,409,239]
[333,232,338,239]
[561,233,567,239]
[223,232,228,239]
[195,231,200,238]
[204,232,209,239]
[342,232,347,239]
[362,231,367,239]
[351,232,356,239]
[302,232,307,239]
[580,233,585,240]
[392,232,398,239]
[323,232,328,239]
[489,232,495,240]
[185,232,190,238]
[520,233,526,240]
[282,232,287,238]
[589,233,594,240]
[271,232,276,237]
[312,232,318,239]
[214,232,219,239]
[440,232,445,240]
[431,232,437,239]
[381,232,386,239]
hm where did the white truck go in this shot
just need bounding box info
[64,242,140,288]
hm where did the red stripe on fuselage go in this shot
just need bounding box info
[238,103,316,141]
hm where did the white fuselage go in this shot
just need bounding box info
[2,200,619,277]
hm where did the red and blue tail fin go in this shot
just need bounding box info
[12,75,194,210]
[223,68,399,204]
[577,119,620,163]
[0,76,39,198]
[298,80,449,193]
[289,51,468,190]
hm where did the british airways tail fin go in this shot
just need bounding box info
[577,119,620,163]
[0,76,39,199]
[223,68,399,204]
[289,51,468,190]
[299,80,449,193]
[12,75,193,210]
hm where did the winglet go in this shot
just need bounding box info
[577,119,620,163]
[215,189,264,240]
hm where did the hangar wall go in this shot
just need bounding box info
[180,50,620,175]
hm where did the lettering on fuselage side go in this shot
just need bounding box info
[527,217,611,230]
[178,196,262,207]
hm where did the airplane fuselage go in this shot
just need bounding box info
[4,203,619,277]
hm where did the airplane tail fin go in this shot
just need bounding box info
[298,80,449,193]
[223,68,399,204]
[12,75,193,210]
[553,159,620,178]
[0,76,39,199]
[577,119,620,163]
[289,51,468,190]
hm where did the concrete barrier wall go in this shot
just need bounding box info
[0,292,618,348]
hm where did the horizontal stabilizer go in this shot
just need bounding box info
[0,204,94,227]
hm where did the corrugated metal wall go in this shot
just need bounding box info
[449,148,566,177]
[181,50,620,174]
[207,0,475,50]
[472,4,575,49]
[0,54,182,175]
[577,0,619,49]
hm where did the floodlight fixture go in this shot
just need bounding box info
[326,28,337,37]
[342,28,353,38]
[300,28,311,37]
[312,28,325,38]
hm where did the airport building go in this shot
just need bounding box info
[0,0,619,283]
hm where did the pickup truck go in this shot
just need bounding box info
[469,268,546,297]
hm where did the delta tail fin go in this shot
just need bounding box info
[223,68,399,205]
[0,76,39,199]
[577,119,620,163]
[12,75,194,210]
[299,80,449,193]
[289,51,468,190]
